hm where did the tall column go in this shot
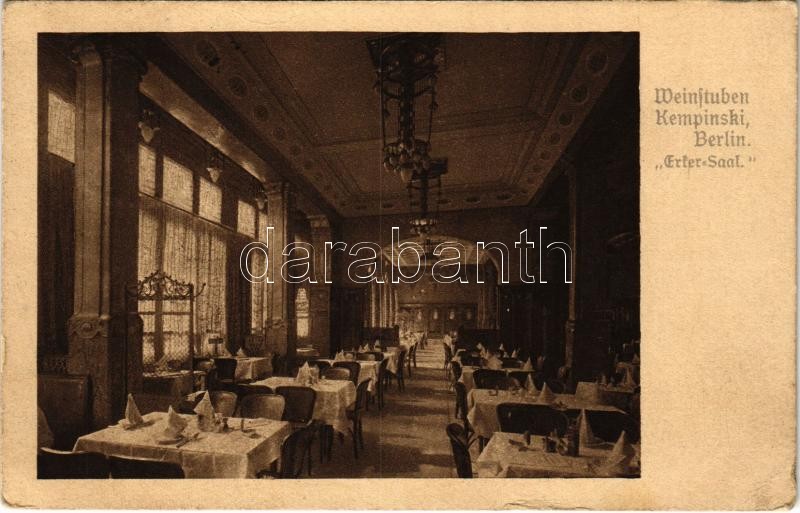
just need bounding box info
[264,182,296,357]
[68,40,145,429]
[308,215,332,356]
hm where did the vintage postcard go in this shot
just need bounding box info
[1,1,796,510]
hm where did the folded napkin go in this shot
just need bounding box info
[124,393,144,427]
[360,344,369,352]
[525,374,538,394]
[499,343,505,352]
[521,358,533,371]
[476,342,484,351]
[632,354,640,364]
[511,349,518,358]
[163,405,188,438]
[583,382,603,403]
[295,362,312,383]
[578,409,603,447]
[486,355,503,370]
[236,347,247,357]
[334,350,345,361]
[622,368,637,388]
[193,391,216,431]
[536,382,556,404]
[599,373,608,386]
[601,431,637,476]
[503,352,509,358]
[374,340,382,349]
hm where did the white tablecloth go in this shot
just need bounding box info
[475,432,640,478]
[383,346,409,374]
[318,359,380,392]
[234,356,272,381]
[255,376,356,434]
[466,389,624,439]
[74,411,291,478]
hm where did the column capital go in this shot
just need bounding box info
[308,214,330,229]
[263,180,291,197]
[71,39,147,79]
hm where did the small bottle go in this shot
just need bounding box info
[524,430,531,446]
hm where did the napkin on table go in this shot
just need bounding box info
[536,382,556,404]
[124,393,144,427]
[334,351,345,361]
[486,355,503,370]
[499,343,505,352]
[632,354,640,364]
[511,349,518,358]
[193,391,216,431]
[600,430,637,476]
[295,362,311,383]
[622,368,637,388]
[521,358,533,371]
[476,343,484,351]
[525,374,538,394]
[163,405,188,438]
[236,347,247,357]
[578,409,603,447]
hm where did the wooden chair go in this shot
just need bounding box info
[213,358,238,388]
[208,391,238,417]
[38,448,109,479]
[501,358,522,369]
[108,455,184,478]
[236,394,285,420]
[333,361,360,385]
[496,403,569,436]
[585,410,640,443]
[275,385,319,475]
[508,370,536,388]
[374,358,389,410]
[275,386,317,426]
[309,360,331,374]
[322,367,351,381]
[37,374,91,450]
[257,423,316,479]
[446,423,473,478]
[236,383,273,398]
[406,343,417,376]
[443,343,453,378]
[345,380,371,459]
[383,350,406,392]
[473,369,513,390]
[454,381,470,434]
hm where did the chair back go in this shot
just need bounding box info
[501,358,521,369]
[472,369,510,389]
[356,353,376,361]
[279,424,316,478]
[496,403,569,436]
[37,374,91,450]
[213,358,238,381]
[38,448,109,479]
[236,384,273,398]
[275,386,316,424]
[585,410,640,443]
[445,423,472,478]
[209,391,238,417]
[237,394,285,420]
[333,361,360,385]
[193,358,215,372]
[454,382,468,421]
[460,354,482,366]
[108,455,185,478]
[323,367,351,381]
[545,379,565,394]
[443,343,453,363]
[352,379,370,414]
[369,351,385,361]
[450,360,463,382]
[309,360,331,374]
[396,351,407,376]
[508,370,535,387]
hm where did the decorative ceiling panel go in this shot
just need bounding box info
[164,32,631,218]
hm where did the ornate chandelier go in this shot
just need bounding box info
[367,34,448,238]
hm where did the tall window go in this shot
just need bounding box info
[47,91,75,163]
[138,145,228,366]
[296,287,309,339]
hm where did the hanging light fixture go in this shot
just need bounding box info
[367,34,448,238]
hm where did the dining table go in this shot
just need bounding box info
[318,359,380,392]
[253,376,356,434]
[73,411,292,478]
[233,355,272,381]
[475,432,640,478]
[466,388,625,439]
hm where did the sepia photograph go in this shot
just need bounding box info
[34,31,642,480]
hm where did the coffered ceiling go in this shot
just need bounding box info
[164,32,631,218]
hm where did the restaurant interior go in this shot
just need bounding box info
[37,32,640,479]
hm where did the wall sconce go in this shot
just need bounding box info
[207,152,223,184]
[255,195,266,211]
[138,110,160,144]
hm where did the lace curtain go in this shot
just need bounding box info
[138,195,228,365]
